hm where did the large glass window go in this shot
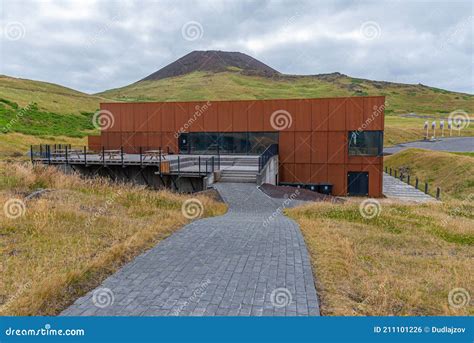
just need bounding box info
[178,132,278,154]
[348,131,383,156]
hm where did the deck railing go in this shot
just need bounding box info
[385,166,441,200]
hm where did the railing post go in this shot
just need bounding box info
[30,145,33,164]
[65,145,68,165]
[83,146,87,166]
[102,146,105,166]
[205,159,208,174]
[47,145,51,165]
[39,144,43,158]
[399,173,403,181]
[198,156,201,174]
[424,182,428,194]
[178,156,180,174]
[436,187,440,200]
[389,168,392,176]
[121,147,124,167]
[415,177,419,189]
[407,175,410,185]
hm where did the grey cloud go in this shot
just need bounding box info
[0,0,472,94]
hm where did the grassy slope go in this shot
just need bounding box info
[0,75,102,114]
[288,199,473,316]
[98,71,474,146]
[384,148,474,200]
[0,163,227,315]
[98,71,474,116]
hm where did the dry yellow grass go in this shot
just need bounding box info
[287,198,473,316]
[0,162,226,315]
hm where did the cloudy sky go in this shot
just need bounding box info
[0,0,472,94]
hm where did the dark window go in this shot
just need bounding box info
[348,131,383,156]
[178,132,278,154]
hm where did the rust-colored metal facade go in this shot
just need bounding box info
[90,96,385,197]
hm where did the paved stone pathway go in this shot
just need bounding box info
[61,183,319,316]
[384,137,474,155]
[383,173,437,202]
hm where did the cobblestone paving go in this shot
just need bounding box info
[61,183,320,316]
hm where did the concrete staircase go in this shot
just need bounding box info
[218,156,259,183]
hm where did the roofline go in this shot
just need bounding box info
[100,95,385,105]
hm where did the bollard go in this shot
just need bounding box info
[415,177,419,189]
[389,168,392,176]
[407,175,410,185]
[424,182,428,194]
[436,187,441,200]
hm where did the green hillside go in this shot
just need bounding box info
[0,75,103,115]
[98,71,474,116]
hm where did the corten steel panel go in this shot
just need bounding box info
[264,99,291,131]
[310,164,328,183]
[174,102,188,133]
[148,103,162,132]
[373,96,385,130]
[247,101,264,131]
[99,103,118,132]
[327,132,346,164]
[328,98,346,131]
[122,132,137,153]
[133,103,149,132]
[362,164,382,197]
[311,131,328,163]
[133,132,147,150]
[232,101,248,132]
[204,101,218,131]
[294,164,311,183]
[100,132,109,149]
[311,99,328,131]
[190,102,207,132]
[163,132,178,153]
[363,97,384,131]
[162,102,176,132]
[294,132,311,163]
[279,163,295,183]
[327,164,346,196]
[121,103,134,132]
[147,133,162,149]
[87,135,101,150]
[346,97,364,131]
[218,102,233,132]
[295,100,312,131]
[108,132,122,149]
[283,99,296,132]
[279,131,295,164]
